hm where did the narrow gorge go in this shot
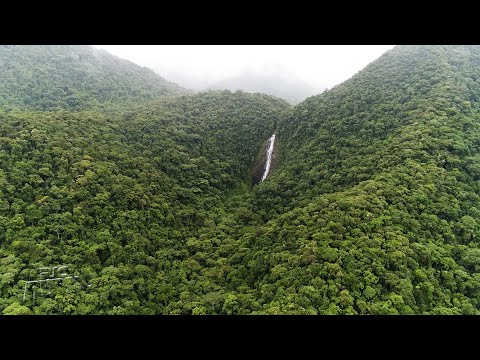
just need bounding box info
[261,134,276,182]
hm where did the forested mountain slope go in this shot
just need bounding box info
[233,45,480,314]
[0,91,289,314]
[0,45,189,111]
[1,45,479,315]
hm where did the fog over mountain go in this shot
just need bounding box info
[149,63,324,104]
[93,45,394,94]
[206,69,321,104]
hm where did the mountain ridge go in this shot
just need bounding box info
[0,45,190,111]
[1,45,479,315]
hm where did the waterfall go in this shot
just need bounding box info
[261,134,276,182]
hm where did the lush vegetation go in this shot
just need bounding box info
[0,90,289,314]
[243,45,480,314]
[0,45,188,111]
[1,45,479,314]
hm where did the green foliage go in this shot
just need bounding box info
[0,88,288,314]
[0,45,189,111]
[1,45,479,315]
[235,45,480,314]
[2,302,33,315]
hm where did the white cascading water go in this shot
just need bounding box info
[261,134,276,182]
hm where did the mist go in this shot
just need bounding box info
[92,45,395,93]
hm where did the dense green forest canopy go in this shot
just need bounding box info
[0,45,189,111]
[0,45,479,314]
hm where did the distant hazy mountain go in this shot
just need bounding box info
[206,72,321,104]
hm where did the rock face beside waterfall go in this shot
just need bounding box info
[260,134,276,182]
[251,134,277,186]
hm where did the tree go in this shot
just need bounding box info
[3,302,33,315]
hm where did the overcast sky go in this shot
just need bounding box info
[92,45,395,91]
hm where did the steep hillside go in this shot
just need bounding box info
[0,91,289,314]
[0,45,189,111]
[1,45,479,315]
[231,45,480,314]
